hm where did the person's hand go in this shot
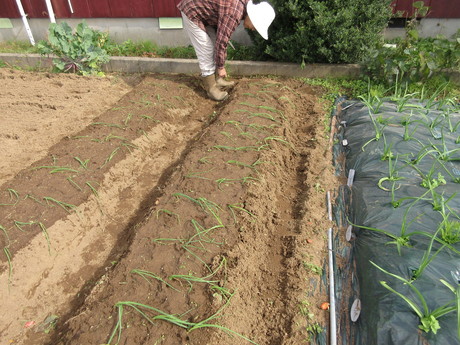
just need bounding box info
[217,67,227,79]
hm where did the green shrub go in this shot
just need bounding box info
[249,0,393,64]
[362,1,460,87]
[362,30,460,87]
[37,21,110,75]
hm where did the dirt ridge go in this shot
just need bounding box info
[0,71,337,345]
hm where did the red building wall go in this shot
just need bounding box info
[392,0,460,18]
[1,0,459,19]
[0,0,181,18]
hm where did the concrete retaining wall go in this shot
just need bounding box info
[0,53,363,78]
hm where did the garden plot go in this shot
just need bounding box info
[0,70,336,345]
[335,91,460,345]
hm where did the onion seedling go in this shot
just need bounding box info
[410,227,446,281]
[371,261,457,335]
[215,176,259,190]
[31,165,79,174]
[184,169,214,180]
[437,160,460,184]
[349,220,411,255]
[3,246,12,286]
[440,277,460,340]
[227,203,256,224]
[74,156,89,170]
[437,196,460,245]
[13,221,51,253]
[0,224,10,245]
[349,192,428,255]
[0,188,19,206]
[377,155,405,192]
[107,296,258,345]
[24,193,44,205]
[43,196,77,213]
[131,269,180,292]
[169,257,226,292]
[358,85,384,114]
[430,137,460,162]
[361,109,389,151]
[1,225,12,286]
[213,144,269,152]
[156,209,181,224]
[235,107,278,122]
[91,122,125,129]
[443,108,460,133]
[381,138,395,161]
[219,131,236,143]
[66,177,83,191]
[261,136,292,149]
[86,181,99,197]
[101,147,120,167]
[401,111,422,142]
[172,193,223,226]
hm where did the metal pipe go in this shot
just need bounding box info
[67,0,74,14]
[45,0,56,23]
[15,0,35,45]
[327,191,337,345]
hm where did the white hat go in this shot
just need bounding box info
[247,0,275,40]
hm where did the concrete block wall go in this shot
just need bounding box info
[0,18,252,46]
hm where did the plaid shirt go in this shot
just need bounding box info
[178,0,249,69]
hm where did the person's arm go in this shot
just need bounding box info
[214,13,240,77]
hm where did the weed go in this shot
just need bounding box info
[358,81,384,114]
[37,21,110,75]
[306,323,324,341]
[303,262,323,276]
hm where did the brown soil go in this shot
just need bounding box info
[0,68,338,345]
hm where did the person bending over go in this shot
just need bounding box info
[178,0,275,101]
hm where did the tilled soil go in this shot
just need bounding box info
[0,69,337,345]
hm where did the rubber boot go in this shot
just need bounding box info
[202,75,228,101]
[216,74,235,88]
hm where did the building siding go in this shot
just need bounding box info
[392,0,460,18]
[0,0,181,18]
[1,0,459,19]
